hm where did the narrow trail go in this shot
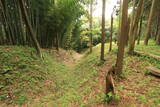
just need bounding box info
[50,49,110,106]
[63,52,84,69]
[51,49,84,69]
[47,49,160,106]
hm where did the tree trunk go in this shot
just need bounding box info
[128,0,144,55]
[155,16,159,41]
[0,0,15,45]
[19,0,42,57]
[125,17,130,46]
[89,0,93,53]
[137,17,143,45]
[144,0,157,45]
[156,12,160,45]
[115,0,128,75]
[128,0,136,43]
[56,33,59,51]
[0,17,5,45]
[117,0,122,46]
[18,1,26,45]
[109,13,113,52]
[156,34,160,45]
[100,0,106,61]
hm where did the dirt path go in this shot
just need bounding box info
[49,49,84,69]
[47,49,160,106]
[63,51,83,69]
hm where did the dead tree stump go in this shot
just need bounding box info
[106,66,115,95]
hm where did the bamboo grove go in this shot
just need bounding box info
[0,0,160,71]
[0,0,86,55]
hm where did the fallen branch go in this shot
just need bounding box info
[123,87,146,94]
[134,51,160,60]
[147,66,160,77]
[0,70,12,75]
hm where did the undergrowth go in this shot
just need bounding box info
[0,46,55,105]
[0,42,159,106]
[34,45,106,107]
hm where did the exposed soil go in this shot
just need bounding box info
[48,49,83,68]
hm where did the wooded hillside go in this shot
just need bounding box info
[0,0,160,106]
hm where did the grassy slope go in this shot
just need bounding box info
[135,40,160,56]
[135,40,160,69]
[31,45,108,107]
[0,42,160,107]
[0,46,67,106]
[116,41,160,106]
[118,56,160,107]
[37,42,160,107]
[0,46,107,107]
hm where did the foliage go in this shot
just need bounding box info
[44,0,85,49]
[0,46,55,105]
[104,92,120,103]
[0,0,86,50]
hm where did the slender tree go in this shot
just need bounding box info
[0,0,14,45]
[19,0,42,57]
[144,0,157,45]
[156,11,160,45]
[117,0,122,46]
[115,0,128,75]
[56,33,59,51]
[155,15,159,40]
[128,0,136,34]
[128,0,144,55]
[137,17,143,45]
[109,13,113,52]
[100,0,106,61]
[125,17,130,46]
[89,0,93,53]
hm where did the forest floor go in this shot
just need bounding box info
[0,41,160,107]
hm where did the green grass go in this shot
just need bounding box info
[134,40,160,69]
[30,43,117,107]
[34,45,108,107]
[0,46,60,105]
[135,40,160,56]
[120,55,160,106]
[0,42,160,106]
[0,45,108,106]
